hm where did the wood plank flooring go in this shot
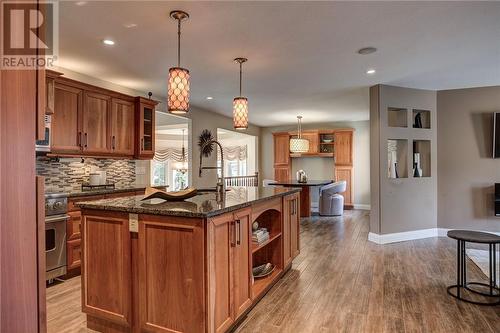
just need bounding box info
[47,210,500,333]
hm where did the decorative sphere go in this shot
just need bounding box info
[252,222,259,231]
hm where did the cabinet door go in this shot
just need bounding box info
[67,211,81,240]
[136,101,156,158]
[283,196,292,267]
[67,238,81,270]
[233,208,252,318]
[110,98,135,156]
[81,214,131,326]
[273,133,290,165]
[138,216,205,333]
[301,131,319,154]
[335,167,353,206]
[335,131,353,166]
[51,83,83,153]
[82,91,111,154]
[209,213,234,333]
[274,166,290,182]
[290,194,300,259]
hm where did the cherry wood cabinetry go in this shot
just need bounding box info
[51,83,83,153]
[80,195,299,333]
[111,99,135,155]
[45,70,63,114]
[283,193,300,267]
[47,72,157,159]
[273,133,291,182]
[273,129,354,208]
[135,97,158,159]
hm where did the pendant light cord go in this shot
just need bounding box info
[239,62,243,96]
[177,19,181,67]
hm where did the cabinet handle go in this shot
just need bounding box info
[231,221,236,247]
[236,219,241,245]
[112,136,116,150]
[78,132,82,148]
[84,133,88,148]
[141,138,144,151]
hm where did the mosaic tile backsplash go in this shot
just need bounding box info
[36,157,137,192]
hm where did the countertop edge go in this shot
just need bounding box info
[77,188,301,218]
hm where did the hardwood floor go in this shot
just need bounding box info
[47,210,500,333]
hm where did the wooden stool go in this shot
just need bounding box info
[447,230,500,306]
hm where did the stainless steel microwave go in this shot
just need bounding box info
[35,115,51,152]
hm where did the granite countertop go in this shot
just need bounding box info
[76,186,301,218]
[45,185,168,198]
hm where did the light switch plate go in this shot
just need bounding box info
[129,213,139,233]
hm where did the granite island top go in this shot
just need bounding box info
[45,185,168,198]
[76,186,301,218]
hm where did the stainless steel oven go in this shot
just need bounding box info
[36,115,51,153]
[45,193,68,281]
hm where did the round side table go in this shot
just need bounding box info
[447,230,500,306]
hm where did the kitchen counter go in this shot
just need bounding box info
[46,185,168,198]
[77,186,301,218]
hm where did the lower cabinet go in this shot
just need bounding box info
[209,208,252,333]
[283,193,300,267]
[335,166,353,207]
[67,238,81,270]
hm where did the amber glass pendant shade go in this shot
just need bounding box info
[233,97,248,130]
[168,67,190,114]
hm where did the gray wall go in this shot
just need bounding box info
[370,85,437,234]
[437,86,500,233]
[261,120,370,207]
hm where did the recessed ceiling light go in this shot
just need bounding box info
[123,23,138,29]
[102,39,115,46]
[366,69,376,75]
[358,47,377,55]
[206,96,213,100]
[75,1,88,6]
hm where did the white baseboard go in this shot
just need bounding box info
[369,228,500,245]
[353,204,371,210]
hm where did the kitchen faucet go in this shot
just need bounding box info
[199,139,226,197]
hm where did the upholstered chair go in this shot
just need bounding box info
[319,181,347,216]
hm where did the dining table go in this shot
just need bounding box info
[271,180,334,217]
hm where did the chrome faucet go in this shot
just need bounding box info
[199,139,225,198]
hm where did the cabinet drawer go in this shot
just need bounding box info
[67,238,81,270]
[67,211,81,240]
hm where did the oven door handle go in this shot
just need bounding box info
[45,215,70,223]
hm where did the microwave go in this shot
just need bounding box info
[35,115,51,152]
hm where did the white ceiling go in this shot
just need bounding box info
[58,1,500,127]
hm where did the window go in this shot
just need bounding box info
[172,170,188,191]
[151,160,168,186]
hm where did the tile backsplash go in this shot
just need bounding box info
[36,157,138,192]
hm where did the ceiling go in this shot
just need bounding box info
[58,1,500,127]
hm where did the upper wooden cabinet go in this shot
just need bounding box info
[82,91,111,154]
[135,97,158,159]
[273,133,291,182]
[47,72,157,159]
[51,83,83,153]
[45,70,62,115]
[110,98,135,155]
[334,130,353,166]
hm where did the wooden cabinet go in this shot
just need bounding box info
[335,130,353,166]
[67,239,81,270]
[48,73,156,159]
[301,130,319,154]
[82,91,111,154]
[82,213,132,327]
[283,193,300,267]
[67,211,81,241]
[135,97,158,159]
[209,208,252,333]
[138,215,205,333]
[51,83,83,153]
[110,98,135,155]
[273,133,291,182]
[335,166,353,207]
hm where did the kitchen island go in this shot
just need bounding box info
[77,186,301,333]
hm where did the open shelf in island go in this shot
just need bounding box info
[252,232,281,253]
[252,268,282,297]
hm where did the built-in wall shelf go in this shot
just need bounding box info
[387,139,408,179]
[388,107,408,128]
[413,140,431,177]
[412,109,431,129]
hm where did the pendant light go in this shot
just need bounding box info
[168,10,190,114]
[233,57,249,130]
[290,116,309,153]
[175,129,188,173]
